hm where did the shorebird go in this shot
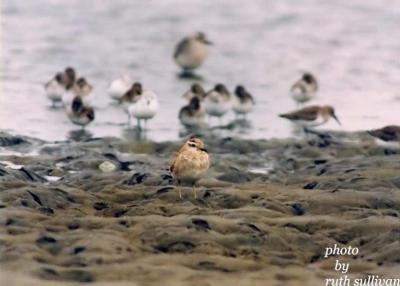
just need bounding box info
[170,137,210,199]
[64,67,76,89]
[367,125,400,148]
[204,83,231,123]
[290,72,318,105]
[108,74,131,102]
[121,82,143,124]
[232,85,255,118]
[121,82,159,129]
[174,32,212,72]
[73,77,93,97]
[63,77,93,107]
[66,96,95,129]
[44,67,76,106]
[179,97,206,128]
[182,83,207,101]
[279,105,341,128]
[44,72,68,106]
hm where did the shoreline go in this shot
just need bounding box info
[0,130,399,285]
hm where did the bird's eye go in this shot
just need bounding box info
[189,143,196,148]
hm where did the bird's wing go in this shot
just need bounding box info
[170,151,180,173]
[174,38,190,59]
[279,106,319,121]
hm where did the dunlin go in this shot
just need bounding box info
[182,83,206,101]
[232,85,255,118]
[44,72,68,106]
[63,76,93,107]
[121,82,143,124]
[170,137,210,199]
[44,67,76,106]
[174,32,212,72]
[66,96,95,129]
[290,72,318,104]
[279,105,341,128]
[367,125,400,148]
[204,83,231,122]
[179,97,206,128]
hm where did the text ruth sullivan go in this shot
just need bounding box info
[326,275,400,286]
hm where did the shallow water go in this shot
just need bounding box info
[2,0,400,142]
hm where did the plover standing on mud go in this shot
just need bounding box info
[182,83,207,101]
[232,85,255,118]
[108,74,131,102]
[66,96,95,129]
[279,105,341,129]
[290,73,318,105]
[174,32,212,73]
[367,125,400,148]
[170,138,210,199]
[179,97,206,128]
[204,83,231,123]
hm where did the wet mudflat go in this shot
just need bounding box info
[0,131,399,285]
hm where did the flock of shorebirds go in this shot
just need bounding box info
[44,31,400,198]
[44,31,341,132]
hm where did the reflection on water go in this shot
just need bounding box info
[2,0,400,142]
[122,127,148,141]
[67,129,93,142]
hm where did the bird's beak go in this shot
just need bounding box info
[204,39,213,45]
[332,113,341,125]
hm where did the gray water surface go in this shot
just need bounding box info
[2,0,400,141]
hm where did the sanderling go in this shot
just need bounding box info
[108,74,131,102]
[121,83,159,130]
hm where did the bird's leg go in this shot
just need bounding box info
[144,119,148,131]
[137,119,141,130]
[192,183,198,199]
[177,180,182,199]
[127,114,131,126]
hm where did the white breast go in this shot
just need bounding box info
[108,77,131,100]
[128,90,159,120]
[45,80,65,102]
[291,82,317,103]
[232,97,254,114]
[204,92,231,117]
